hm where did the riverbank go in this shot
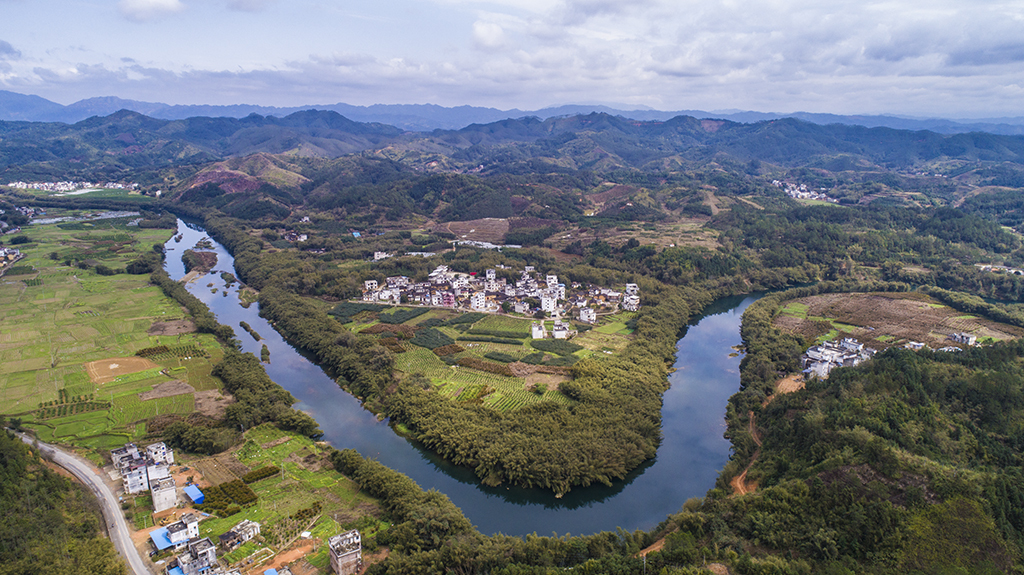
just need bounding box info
[165,218,762,536]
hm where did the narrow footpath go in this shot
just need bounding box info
[729,374,805,496]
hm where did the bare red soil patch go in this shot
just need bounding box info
[85,357,160,385]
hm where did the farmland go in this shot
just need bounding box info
[0,213,227,449]
[773,291,1024,349]
[193,424,386,570]
[367,307,613,411]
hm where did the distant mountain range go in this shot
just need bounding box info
[3,89,1024,135]
[6,107,1024,188]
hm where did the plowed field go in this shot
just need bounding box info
[773,292,1024,349]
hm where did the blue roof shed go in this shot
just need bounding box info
[149,527,173,550]
[183,484,205,504]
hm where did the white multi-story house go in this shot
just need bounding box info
[171,537,218,575]
[486,269,496,281]
[146,442,174,465]
[578,307,597,324]
[541,296,557,313]
[514,301,530,314]
[147,461,170,483]
[471,292,487,311]
[386,276,410,289]
[218,519,261,551]
[328,530,362,575]
[552,322,571,340]
[122,458,150,494]
[622,294,641,311]
[531,322,546,339]
[166,513,201,550]
[151,477,177,513]
[546,274,559,288]
[111,443,140,468]
[364,280,378,291]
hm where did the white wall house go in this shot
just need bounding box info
[328,530,362,575]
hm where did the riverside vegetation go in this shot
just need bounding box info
[4,109,1024,572]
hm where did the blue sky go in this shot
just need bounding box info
[1,0,1022,117]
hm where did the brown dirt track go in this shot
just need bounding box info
[773,292,1024,349]
[84,356,160,384]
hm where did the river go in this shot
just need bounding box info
[163,220,759,537]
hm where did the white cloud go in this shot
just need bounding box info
[118,0,185,22]
[473,21,507,50]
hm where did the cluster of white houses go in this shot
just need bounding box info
[362,265,640,326]
[111,442,180,512]
[772,180,839,203]
[151,514,259,575]
[906,332,978,353]
[150,517,360,575]
[801,338,877,379]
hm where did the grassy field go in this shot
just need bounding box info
[195,424,385,565]
[774,292,1024,350]
[375,306,613,411]
[1,213,226,446]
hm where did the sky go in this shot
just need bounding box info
[1,0,1023,118]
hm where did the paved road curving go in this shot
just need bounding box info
[11,430,153,575]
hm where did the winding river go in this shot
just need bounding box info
[163,220,760,537]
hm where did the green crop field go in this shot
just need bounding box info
[196,424,384,559]
[472,314,532,333]
[0,215,226,446]
[394,346,572,411]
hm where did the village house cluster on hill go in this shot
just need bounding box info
[801,338,877,379]
[361,265,640,325]
[772,180,839,203]
[905,331,978,353]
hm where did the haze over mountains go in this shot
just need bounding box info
[3,90,1024,135]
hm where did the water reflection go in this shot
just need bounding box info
[164,219,759,536]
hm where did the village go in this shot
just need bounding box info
[6,180,137,193]
[772,179,840,203]
[360,264,641,337]
[801,331,979,379]
[108,441,364,575]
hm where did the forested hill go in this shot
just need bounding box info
[7,109,1024,183]
[0,109,405,179]
[0,430,125,575]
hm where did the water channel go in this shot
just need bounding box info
[163,219,761,537]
